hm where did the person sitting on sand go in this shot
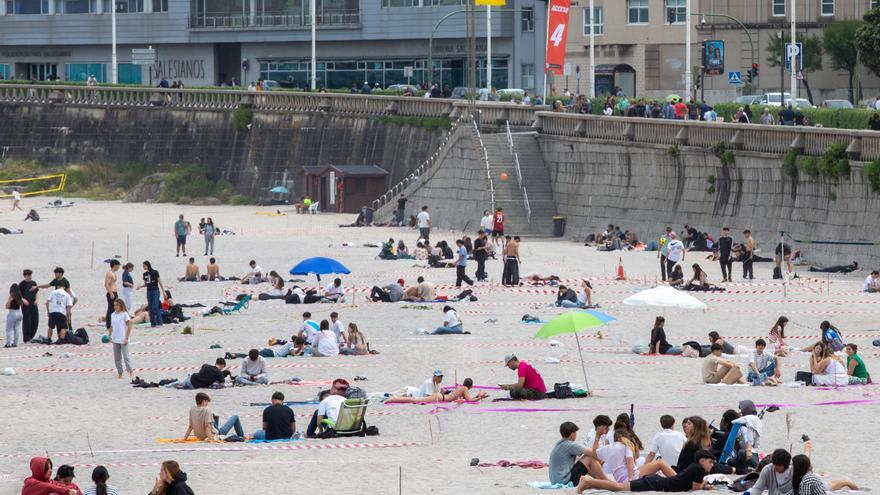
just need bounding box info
[668,265,685,287]
[599,429,678,484]
[147,461,194,495]
[340,323,368,355]
[205,257,221,281]
[576,449,719,493]
[707,331,735,355]
[500,354,547,400]
[649,317,682,355]
[298,312,320,345]
[432,305,468,334]
[234,349,269,385]
[748,339,780,386]
[178,258,199,282]
[52,465,82,495]
[702,344,744,384]
[82,465,117,495]
[22,457,79,495]
[863,270,880,293]
[683,264,715,291]
[241,260,264,285]
[322,278,344,302]
[730,400,761,472]
[645,415,686,464]
[415,276,436,301]
[236,336,305,358]
[808,342,847,386]
[168,358,229,389]
[548,421,608,487]
[265,271,285,297]
[182,392,244,441]
[844,343,870,384]
[385,378,489,403]
[582,415,613,450]
[311,320,340,356]
[792,453,859,494]
[370,279,405,302]
[252,391,296,441]
[378,238,397,260]
[768,316,790,356]
[675,416,734,474]
[397,240,414,259]
[555,285,578,307]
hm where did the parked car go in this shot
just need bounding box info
[497,88,525,100]
[261,80,280,91]
[386,84,419,94]
[758,92,792,106]
[786,98,814,109]
[734,94,762,105]
[821,99,853,109]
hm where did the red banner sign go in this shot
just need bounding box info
[544,0,571,75]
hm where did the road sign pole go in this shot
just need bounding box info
[790,0,797,101]
[111,0,117,84]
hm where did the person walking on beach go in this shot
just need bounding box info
[174,214,190,257]
[417,206,431,241]
[203,217,216,256]
[742,229,755,280]
[104,260,120,331]
[121,263,135,312]
[492,207,506,247]
[657,227,672,281]
[138,261,166,327]
[454,239,474,287]
[108,299,134,380]
[718,227,733,282]
[502,236,521,286]
[665,233,685,277]
[19,269,39,343]
[473,230,489,281]
[11,188,22,211]
[5,283,24,347]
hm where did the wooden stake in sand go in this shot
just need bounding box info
[90,241,95,270]
[125,234,129,261]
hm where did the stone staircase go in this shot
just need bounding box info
[480,130,557,237]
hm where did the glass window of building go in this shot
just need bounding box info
[821,0,834,15]
[772,0,785,16]
[665,0,685,23]
[118,63,142,84]
[627,0,648,24]
[521,7,534,32]
[873,0,879,9]
[522,63,534,89]
[382,0,418,7]
[115,0,143,12]
[152,0,166,11]
[57,0,90,13]
[65,63,107,82]
[583,6,602,35]
[7,0,50,14]
[0,64,10,80]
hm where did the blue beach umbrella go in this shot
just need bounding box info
[290,256,351,282]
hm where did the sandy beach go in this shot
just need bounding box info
[0,198,876,494]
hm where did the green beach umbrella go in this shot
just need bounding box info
[533,310,616,393]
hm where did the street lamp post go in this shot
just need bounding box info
[684,0,691,100]
[588,0,594,97]
[111,0,118,84]
[790,0,797,101]
[311,0,317,90]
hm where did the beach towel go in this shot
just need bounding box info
[247,437,302,444]
[527,481,574,490]
[478,460,548,469]
[156,438,224,444]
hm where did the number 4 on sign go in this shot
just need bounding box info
[550,23,566,47]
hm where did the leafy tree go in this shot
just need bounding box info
[823,20,862,103]
[855,8,880,79]
[766,33,823,104]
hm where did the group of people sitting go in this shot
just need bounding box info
[586,224,642,251]
[666,263,724,292]
[176,257,223,282]
[554,280,595,308]
[22,458,193,495]
[549,401,858,493]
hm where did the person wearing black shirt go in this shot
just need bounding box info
[254,392,297,440]
[138,261,166,327]
[718,227,733,282]
[396,194,407,227]
[555,286,577,307]
[473,231,489,281]
[169,358,228,389]
[869,113,880,131]
[19,269,39,343]
[575,449,717,493]
[650,316,681,355]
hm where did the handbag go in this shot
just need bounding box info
[553,382,573,399]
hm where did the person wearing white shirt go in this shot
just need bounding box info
[432,305,465,334]
[46,286,73,342]
[11,188,22,211]
[480,210,494,235]
[108,299,134,380]
[582,415,613,450]
[665,232,685,276]
[243,260,263,285]
[235,349,269,385]
[417,206,431,240]
[645,415,686,464]
[298,312,320,345]
[323,278,344,302]
[863,270,880,293]
[312,321,340,357]
[329,311,345,343]
[309,379,350,437]
[417,369,444,397]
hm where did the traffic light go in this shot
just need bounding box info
[752,63,759,79]
[746,69,754,83]
[694,73,702,90]
[667,8,676,23]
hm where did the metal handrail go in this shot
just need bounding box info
[523,187,531,225]
[472,119,496,210]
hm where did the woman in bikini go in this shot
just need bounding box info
[768,316,789,356]
[384,378,489,403]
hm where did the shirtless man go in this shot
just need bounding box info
[384,378,489,403]
[502,236,521,286]
[742,230,755,280]
[104,260,120,330]
[206,257,221,281]
[179,257,200,282]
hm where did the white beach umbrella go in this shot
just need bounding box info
[622,286,707,310]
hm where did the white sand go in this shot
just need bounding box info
[0,198,877,494]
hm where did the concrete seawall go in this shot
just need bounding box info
[539,136,880,265]
[0,104,443,198]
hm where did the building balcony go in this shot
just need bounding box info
[188,11,360,31]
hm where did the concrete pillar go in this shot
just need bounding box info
[96,0,103,14]
[0,0,7,16]
[48,0,56,15]
[249,0,255,25]
[145,0,153,13]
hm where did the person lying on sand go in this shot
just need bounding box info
[384,378,489,403]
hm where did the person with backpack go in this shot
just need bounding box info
[800,320,843,352]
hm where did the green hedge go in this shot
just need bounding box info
[712,103,874,129]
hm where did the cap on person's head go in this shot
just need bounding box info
[504,354,517,366]
[57,465,75,479]
[694,450,715,462]
[433,369,444,377]
[738,399,757,416]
